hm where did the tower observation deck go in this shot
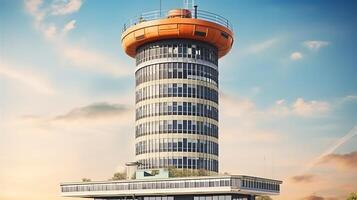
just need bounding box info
[121,8,234,173]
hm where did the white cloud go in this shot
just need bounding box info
[62,20,76,34]
[220,93,257,118]
[43,24,57,39]
[222,94,330,119]
[51,0,83,16]
[304,40,330,50]
[0,62,55,95]
[342,95,357,102]
[220,93,284,141]
[24,0,44,23]
[290,52,303,60]
[292,98,330,117]
[218,94,334,178]
[219,93,284,177]
[276,99,285,105]
[24,0,131,77]
[268,98,330,117]
[246,38,278,54]
[60,44,132,76]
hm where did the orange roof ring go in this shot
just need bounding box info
[121,9,234,58]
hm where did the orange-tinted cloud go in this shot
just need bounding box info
[301,195,338,200]
[319,151,357,170]
[54,102,131,121]
[290,174,316,183]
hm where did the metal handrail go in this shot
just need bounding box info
[122,9,233,32]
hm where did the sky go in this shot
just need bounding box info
[0,0,357,200]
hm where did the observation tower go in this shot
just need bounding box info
[122,8,233,174]
[60,6,282,200]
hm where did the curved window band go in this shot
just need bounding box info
[135,62,218,86]
[136,83,218,104]
[136,40,218,66]
[135,138,218,156]
[136,101,218,121]
[135,120,218,138]
[137,157,219,172]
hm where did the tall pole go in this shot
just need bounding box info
[159,0,162,17]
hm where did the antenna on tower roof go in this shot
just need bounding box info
[159,0,162,17]
[183,0,195,9]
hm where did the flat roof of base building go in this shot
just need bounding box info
[60,175,282,198]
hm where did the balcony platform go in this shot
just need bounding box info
[121,9,234,59]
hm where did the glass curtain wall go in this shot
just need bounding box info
[135,39,219,172]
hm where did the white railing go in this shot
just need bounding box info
[61,176,280,193]
[123,9,233,32]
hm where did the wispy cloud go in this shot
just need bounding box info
[221,94,331,120]
[246,38,278,54]
[342,95,357,102]
[220,93,257,118]
[301,195,338,200]
[0,61,55,95]
[24,0,45,24]
[219,93,282,144]
[292,98,330,117]
[268,98,330,117]
[319,151,357,170]
[290,52,303,60]
[59,44,131,76]
[54,102,131,121]
[304,40,330,51]
[43,23,57,39]
[62,19,76,34]
[18,101,134,133]
[51,0,83,15]
[299,126,357,174]
[24,0,131,77]
[290,174,316,183]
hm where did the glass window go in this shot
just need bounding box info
[173,44,178,57]
[178,44,183,57]
[178,63,183,78]
[225,196,232,200]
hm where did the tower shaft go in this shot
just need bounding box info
[135,39,219,172]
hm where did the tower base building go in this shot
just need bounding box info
[60,7,282,200]
[61,174,281,200]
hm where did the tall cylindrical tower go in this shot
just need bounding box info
[121,8,233,173]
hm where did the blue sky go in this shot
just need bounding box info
[0,1,357,200]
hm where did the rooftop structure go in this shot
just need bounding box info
[61,175,282,199]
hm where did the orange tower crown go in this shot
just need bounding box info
[121,8,234,58]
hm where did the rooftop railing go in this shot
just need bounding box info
[122,9,233,32]
[61,176,280,194]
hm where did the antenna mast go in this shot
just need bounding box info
[183,0,195,9]
[159,0,162,17]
